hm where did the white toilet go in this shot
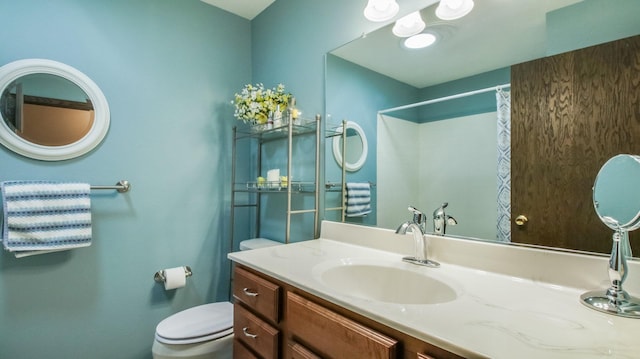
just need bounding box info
[152,238,282,359]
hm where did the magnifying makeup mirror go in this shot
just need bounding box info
[581,154,640,318]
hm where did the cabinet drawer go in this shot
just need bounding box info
[287,292,398,359]
[234,266,281,323]
[234,303,280,359]
[233,339,260,359]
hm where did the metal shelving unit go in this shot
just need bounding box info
[229,115,321,248]
[324,120,348,222]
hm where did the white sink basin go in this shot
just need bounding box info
[314,259,460,305]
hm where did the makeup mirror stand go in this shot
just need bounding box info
[581,215,640,317]
[580,154,640,318]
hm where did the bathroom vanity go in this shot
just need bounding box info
[232,265,458,358]
[228,221,640,358]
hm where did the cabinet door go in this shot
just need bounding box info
[288,341,322,359]
[287,292,398,359]
[234,266,281,323]
[234,303,280,359]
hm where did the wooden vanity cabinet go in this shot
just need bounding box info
[233,266,282,358]
[232,265,463,359]
[287,291,398,358]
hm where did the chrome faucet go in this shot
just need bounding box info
[396,206,440,268]
[433,202,457,236]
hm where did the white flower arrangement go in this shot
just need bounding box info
[232,83,291,125]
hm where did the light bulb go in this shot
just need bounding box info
[446,0,463,10]
[435,0,474,20]
[392,11,426,38]
[364,0,399,22]
[404,33,437,49]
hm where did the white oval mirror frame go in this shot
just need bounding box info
[332,121,368,171]
[0,59,110,161]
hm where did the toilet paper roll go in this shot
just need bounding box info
[163,267,187,290]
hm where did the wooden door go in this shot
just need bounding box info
[511,35,640,253]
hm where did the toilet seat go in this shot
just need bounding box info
[155,302,233,345]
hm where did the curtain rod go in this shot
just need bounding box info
[378,83,511,114]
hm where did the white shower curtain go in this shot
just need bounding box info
[496,89,511,242]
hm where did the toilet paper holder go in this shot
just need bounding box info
[154,266,192,283]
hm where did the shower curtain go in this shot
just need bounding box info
[496,89,511,242]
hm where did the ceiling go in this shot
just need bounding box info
[200,0,274,20]
[200,0,584,88]
[332,0,583,88]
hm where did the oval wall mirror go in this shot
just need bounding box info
[0,59,110,161]
[333,121,368,172]
[593,154,640,231]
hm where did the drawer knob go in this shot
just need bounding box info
[243,288,259,297]
[242,327,258,339]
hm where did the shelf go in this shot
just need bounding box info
[230,114,321,246]
[234,181,316,193]
[235,118,318,141]
[325,122,344,138]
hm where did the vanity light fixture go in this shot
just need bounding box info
[404,33,437,49]
[363,0,399,22]
[392,11,426,37]
[435,0,474,21]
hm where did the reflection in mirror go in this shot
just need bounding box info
[377,110,500,241]
[324,0,640,255]
[344,128,363,164]
[593,155,640,232]
[1,73,95,146]
[0,59,110,161]
[333,121,368,172]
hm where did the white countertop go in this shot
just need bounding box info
[228,221,640,359]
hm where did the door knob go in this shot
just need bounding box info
[515,215,528,226]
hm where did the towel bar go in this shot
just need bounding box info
[325,181,376,189]
[153,266,193,283]
[90,180,130,193]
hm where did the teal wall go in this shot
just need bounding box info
[1,0,638,358]
[0,1,250,358]
[324,55,419,226]
[251,0,429,236]
[547,0,640,56]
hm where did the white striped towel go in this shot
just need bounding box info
[1,181,92,256]
[345,182,371,217]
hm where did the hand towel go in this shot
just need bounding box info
[345,182,371,217]
[1,181,92,256]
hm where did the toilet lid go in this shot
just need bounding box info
[155,302,233,344]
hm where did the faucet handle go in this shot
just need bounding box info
[433,202,449,217]
[408,206,425,224]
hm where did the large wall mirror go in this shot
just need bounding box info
[0,59,110,161]
[324,0,640,255]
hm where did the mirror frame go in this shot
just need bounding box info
[593,154,640,232]
[0,58,110,161]
[333,120,368,171]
